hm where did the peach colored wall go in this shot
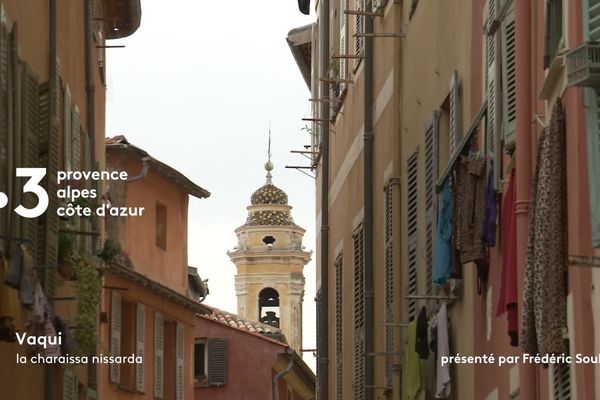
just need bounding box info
[99,273,197,400]
[106,151,189,294]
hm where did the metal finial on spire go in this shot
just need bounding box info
[264,122,274,184]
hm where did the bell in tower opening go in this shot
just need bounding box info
[259,287,280,328]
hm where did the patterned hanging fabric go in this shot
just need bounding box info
[521,99,568,356]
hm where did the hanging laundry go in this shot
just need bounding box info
[405,320,421,399]
[497,169,518,346]
[433,178,454,286]
[5,244,34,308]
[482,159,497,247]
[521,100,568,357]
[435,303,451,398]
[53,316,75,355]
[454,156,487,264]
[415,306,429,359]
[41,319,61,357]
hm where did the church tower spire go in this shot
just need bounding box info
[227,162,311,352]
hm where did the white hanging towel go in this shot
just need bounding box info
[436,303,451,398]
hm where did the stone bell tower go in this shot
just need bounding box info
[228,162,311,352]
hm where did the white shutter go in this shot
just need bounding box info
[406,152,419,320]
[154,312,164,399]
[62,368,78,400]
[339,0,347,90]
[354,0,364,69]
[71,105,80,170]
[176,322,185,400]
[136,304,145,392]
[449,71,461,156]
[486,0,499,158]
[501,6,517,143]
[63,85,72,170]
[109,291,121,384]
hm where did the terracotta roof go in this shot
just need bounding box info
[203,306,287,344]
[106,135,210,199]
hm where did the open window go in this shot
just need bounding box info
[259,287,280,328]
[194,337,227,387]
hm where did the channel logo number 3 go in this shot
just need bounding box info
[0,168,49,219]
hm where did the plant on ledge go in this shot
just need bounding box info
[71,249,102,355]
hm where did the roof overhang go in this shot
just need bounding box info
[106,136,211,199]
[104,0,142,39]
[287,24,314,89]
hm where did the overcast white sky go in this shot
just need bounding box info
[105,2,316,369]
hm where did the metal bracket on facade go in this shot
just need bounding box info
[366,352,403,357]
[405,294,458,301]
[96,45,125,48]
[354,32,405,38]
[378,322,408,327]
[344,9,384,17]
[319,77,355,84]
[331,54,363,59]
[309,97,342,103]
[569,255,600,268]
[302,118,332,123]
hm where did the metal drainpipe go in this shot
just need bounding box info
[515,0,537,398]
[83,0,99,392]
[272,348,295,400]
[45,2,57,399]
[318,0,330,398]
[363,1,374,399]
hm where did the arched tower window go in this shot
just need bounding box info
[258,287,280,328]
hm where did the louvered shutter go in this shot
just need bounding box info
[335,254,344,400]
[339,0,347,90]
[82,130,92,251]
[63,85,71,171]
[208,338,227,386]
[135,304,145,392]
[383,181,394,388]
[449,71,460,156]
[62,368,78,400]
[39,80,60,294]
[71,106,80,170]
[315,289,322,400]
[19,63,39,246]
[406,152,419,320]
[176,323,184,399]
[544,0,563,69]
[552,362,571,400]
[110,291,121,384]
[352,224,365,400]
[425,113,439,294]
[501,6,516,143]
[154,312,164,398]
[354,0,364,69]
[584,1,600,247]
[0,24,9,242]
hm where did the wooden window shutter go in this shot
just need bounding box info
[424,113,439,294]
[208,337,227,386]
[20,63,40,246]
[154,312,164,398]
[334,253,344,400]
[315,288,322,400]
[354,0,364,69]
[135,304,145,392]
[501,6,516,143]
[485,0,501,188]
[63,85,72,171]
[585,0,600,41]
[543,0,563,69]
[406,152,419,320]
[62,368,78,400]
[352,223,365,400]
[0,24,10,241]
[176,323,185,399]
[110,291,121,384]
[71,105,81,170]
[339,0,347,89]
[552,362,571,400]
[449,71,461,156]
[383,181,394,388]
[37,82,60,294]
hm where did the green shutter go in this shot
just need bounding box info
[544,0,563,69]
[154,312,164,398]
[63,85,72,171]
[208,338,227,386]
[109,291,121,384]
[584,0,600,41]
[501,5,517,144]
[176,323,185,399]
[62,368,78,400]
[135,304,145,392]
[383,181,394,389]
[19,62,39,246]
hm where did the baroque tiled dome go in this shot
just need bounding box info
[250,183,288,205]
